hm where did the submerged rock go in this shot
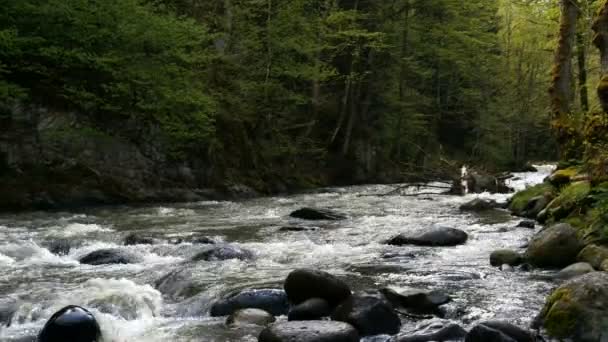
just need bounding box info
[284,269,351,307]
[490,250,523,267]
[516,220,535,229]
[259,321,359,342]
[210,289,289,317]
[123,233,155,246]
[459,199,499,212]
[525,223,582,268]
[387,227,468,247]
[554,262,595,280]
[380,287,451,315]
[46,239,72,256]
[289,208,347,221]
[155,267,206,300]
[288,298,331,321]
[79,248,140,265]
[331,295,401,336]
[534,272,608,341]
[191,245,253,261]
[226,308,275,327]
[38,306,101,342]
[392,323,467,342]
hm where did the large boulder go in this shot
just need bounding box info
[459,199,499,212]
[79,249,140,265]
[210,289,289,317]
[525,223,583,268]
[123,233,155,246]
[576,244,608,269]
[465,324,516,342]
[38,306,101,342]
[45,239,72,256]
[259,321,359,342]
[534,272,608,341]
[387,227,468,247]
[554,262,595,281]
[331,295,401,337]
[226,308,275,327]
[289,208,346,221]
[155,267,206,300]
[284,269,351,307]
[288,298,331,321]
[380,287,451,315]
[191,245,253,262]
[490,250,523,267]
[478,321,535,342]
[466,172,512,194]
[392,323,467,342]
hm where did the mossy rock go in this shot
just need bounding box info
[535,272,608,341]
[544,181,591,222]
[577,244,608,269]
[548,167,580,186]
[509,183,556,217]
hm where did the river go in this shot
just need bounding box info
[0,166,556,341]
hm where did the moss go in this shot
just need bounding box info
[546,181,591,219]
[509,183,556,215]
[543,288,580,339]
[549,166,581,186]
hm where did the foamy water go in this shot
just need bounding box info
[0,166,556,341]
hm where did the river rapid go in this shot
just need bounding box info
[0,166,557,341]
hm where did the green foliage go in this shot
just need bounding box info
[509,182,556,215]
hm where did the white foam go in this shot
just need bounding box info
[0,252,15,265]
[55,223,112,237]
[0,240,77,266]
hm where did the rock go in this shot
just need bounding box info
[191,245,253,261]
[554,262,595,280]
[288,298,331,321]
[225,183,260,199]
[516,220,535,229]
[331,295,401,336]
[210,289,289,317]
[466,172,512,194]
[534,272,608,341]
[123,233,154,246]
[79,248,140,265]
[509,183,555,217]
[226,308,275,327]
[602,259,608,272]
[169,235,215,245]
[521,196,550,219]
[284,269,351,307]
[0,298,18,327]
[525,223,583,268]
[518,163,538,172]
[46,239,71,256]
[386,227,468,247]
[465,324,516,342]
[548,167,577,186]
[380,287,451,315]
[279,226,319,232]
[392,323,467,342]
[155,267,205,300]
[289,208,346,221]
[459,199,499,212]
[577,244,608,269]
[490,250,523,267]
[478,321,535,342]
[38,306,101,342]
[259,321,359,342]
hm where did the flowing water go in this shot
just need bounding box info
[0,166,557,341]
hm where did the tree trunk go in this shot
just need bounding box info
[593,0,608,112]
[576,32,589,112]
[550,0,578,118]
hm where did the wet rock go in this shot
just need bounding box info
[576,244,608,269]
[548,168,577,186]
[517,220,535,229]
[38,306,101,342]
[387,227,468,247]
[46,239,71,256]
[288,298,331,321]
[466,172,512,194]
[259,321,359,342]
[518,163,538,172]
[490,250,523,267]
[155,267,205,300]
[534,272,608,341]
[392,323,467,342]
[0,298,18,327]
[521,196,550,219]
[225,183,260,199]
[79,248,140,265]
[380,287,451,315]
[553,262,595,280]
[191,244,253,261]
[331,295,401,336]
[289,208,347,221]
[459,199,499,212]
[210,289,289,317]
[123,233,154,246]
[168,235,215,245]
[279,226,319,232]
[226,308,275,327]
[465,324,516,342]
[284,269,351,307]
[479,321,535,342]
[525,223,583,268]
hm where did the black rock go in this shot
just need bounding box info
[123,233,154,246]
[387,227,468,247]
[46,239,71,256]
[489,250,524,267]
[393,323,467,342]
[478,321,535,342]
[288,298,331,321]
[517,221,536,229]
[465,324,516,342]
[289,208,347,221]
[210,289,289,317]
[259,321,359,342]
[79,249,140,265]
[284,269,351,307]
[279,226,319,232]
[169,235,215,245]
[380,287,451,315]
[459,199,499,212]
[331,295,401,337]
[191,245,253,261]
[38,306,101,342]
